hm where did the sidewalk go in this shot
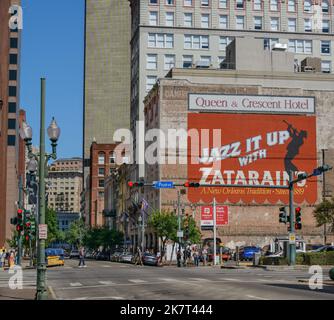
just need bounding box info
[0,288,35,300]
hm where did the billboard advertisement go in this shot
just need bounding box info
[187,113,317,205]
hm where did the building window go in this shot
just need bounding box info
[149,0,158,5]
[322,0,329,13]
[10,38,18,48]
[270,0,278,11]
[9,69,17,81]
[8,119,16,130]
[270,17,279,31]
[236,0,244,9]
[219,36,233,51]
[165,12,174,26]
[184,35,209,49]
[219,0,228,8]
[149,11,158,26]
[304,19,312,32]
[184,13,193,27]
[304,0,312,12]
[9,54,17,65]
[146,54,157,70]
[7,135,15,146]
[98,192,104,198]
[8,86,16,97]
[110,152,115,164]
[184,0,192,6]
[146,76,157,92]
[199,56,211,65]
[219,15,228,29]
[288,18,296,32]
[164,54,175,70]
[148,33,174,48]
[201,14,210,28]
[201,0,209,7]
[321,61,331,73]
[166,0,174,4]
[264,38,279,50]
[182,55,193,68]
[322,20,329,33]
[236,16,244,29]
[254,16,262,30]
[98,180,105,188]
[8,102,16,113]
[98,153,105,165]
[253,0,261,10]
[288,39,312,54]
[98,167,105,176]
[288,0,296,12]
[321,40,331,54]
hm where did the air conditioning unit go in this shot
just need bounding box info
[303,66,315,72]
[195,60,211,68]
[272,43,288,51]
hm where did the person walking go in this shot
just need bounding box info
[202,247,208,266]
[0,249,3,269]
[176,249,182,268]
[9,251,15,268]
[193,247,200,267]
[78,247,86,268]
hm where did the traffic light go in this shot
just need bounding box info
[128,181,145,188]
[295,207,302,230]
[313,165,333,176]
[16,209,23,232]
[279,207,288,224]
[184,182,200,188]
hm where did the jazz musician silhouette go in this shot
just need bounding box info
[283,120,308,173]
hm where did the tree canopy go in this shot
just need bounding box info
[313,198,334,232]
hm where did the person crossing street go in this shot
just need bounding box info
[78,247,86,268]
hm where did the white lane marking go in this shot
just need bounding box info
[159,278,177,282]
[99,281,114,285]
[220,278,243,282]
[188,278,210,282]
[102,265,111,268]
[70,282,83,287]
[128,279,147,283]
[246,295,269,300]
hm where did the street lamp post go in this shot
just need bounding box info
[20,78,60,300]
[138,215,142,251]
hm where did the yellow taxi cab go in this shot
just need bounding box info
[45,248,65,267]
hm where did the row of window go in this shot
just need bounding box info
[149,11,332,32]
[98,153,116,165]
[148,33,332,54]
[148,0,331,13]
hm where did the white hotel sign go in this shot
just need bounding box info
[188,94,315,114]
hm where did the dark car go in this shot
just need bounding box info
[142,253,158,266]
[310,245,334,253]
[96,251,110,261]
[239,246,261,261]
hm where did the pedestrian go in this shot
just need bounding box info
[202,247,208,266]
[193,247,199,267]
[78,247,86,268]
[176,249,181,268]
[156,250,161,266]
[0,249,3,269]
[9,251,15,268]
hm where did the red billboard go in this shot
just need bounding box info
[188,113,317,205]
[201,206,229,227]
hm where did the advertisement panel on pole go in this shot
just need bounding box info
[201,206,229,227]
[188,111,317,205]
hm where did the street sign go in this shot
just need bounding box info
[177,231,183,238]
[153,181,174,189]
[289,233,296,244]
[38,224,48,240]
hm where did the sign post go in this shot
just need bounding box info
[213,198,217,266]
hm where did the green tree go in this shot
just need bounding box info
[83,227,123,250]
[45,208,64,246]
[314,198,334,232]
[65,219,87,248]
[148,210,178,259]
[182,216,201,245]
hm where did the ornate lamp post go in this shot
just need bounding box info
[20,78,60,300]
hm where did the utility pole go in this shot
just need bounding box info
[213,198,217,266]
[322,149,327,245]
[177,190,182,253]
[17,175,23,266]
[288,170,296,266]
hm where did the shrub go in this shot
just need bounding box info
[304,252,334,265]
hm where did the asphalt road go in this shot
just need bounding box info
[1,259,333,300]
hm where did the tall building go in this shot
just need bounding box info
[47,158,83,214]
[0,0,23,248]
[83,0,131,183]
[129,0,334,179]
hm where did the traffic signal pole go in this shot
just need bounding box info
[177,190,181,254]
[213,198,217,266]
[17,175,23,266]
[288,171,296,266]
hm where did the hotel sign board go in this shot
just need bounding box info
[188,94,315,114]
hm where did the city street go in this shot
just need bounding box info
[0,259,333,300]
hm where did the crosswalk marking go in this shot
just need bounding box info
[128,279,147,284]
[70,282,83,287]
[220,278,243,282]
[159,278,177,282]
[187,278,210,282]
[98,281,114,285]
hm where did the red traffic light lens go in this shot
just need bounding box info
[25,235,29,241]
[184,182,190,187]
[128,181,134,188]
[295,207,301,214]
[17,209,23,214]
[16,225,20,231]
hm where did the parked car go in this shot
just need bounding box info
[85,250,93,259]
[69,249,79,259]
[306,244,324,252]
[142,253,158,266]
[111,251,123,262]
[239,246,262,261]
[309,245,334,253]
[119,252,134,263]
[96,251,110,261]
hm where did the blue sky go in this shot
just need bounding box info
[21,0,84,158]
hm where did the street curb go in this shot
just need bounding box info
[298,279,334,286]
[47,286,57,300]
